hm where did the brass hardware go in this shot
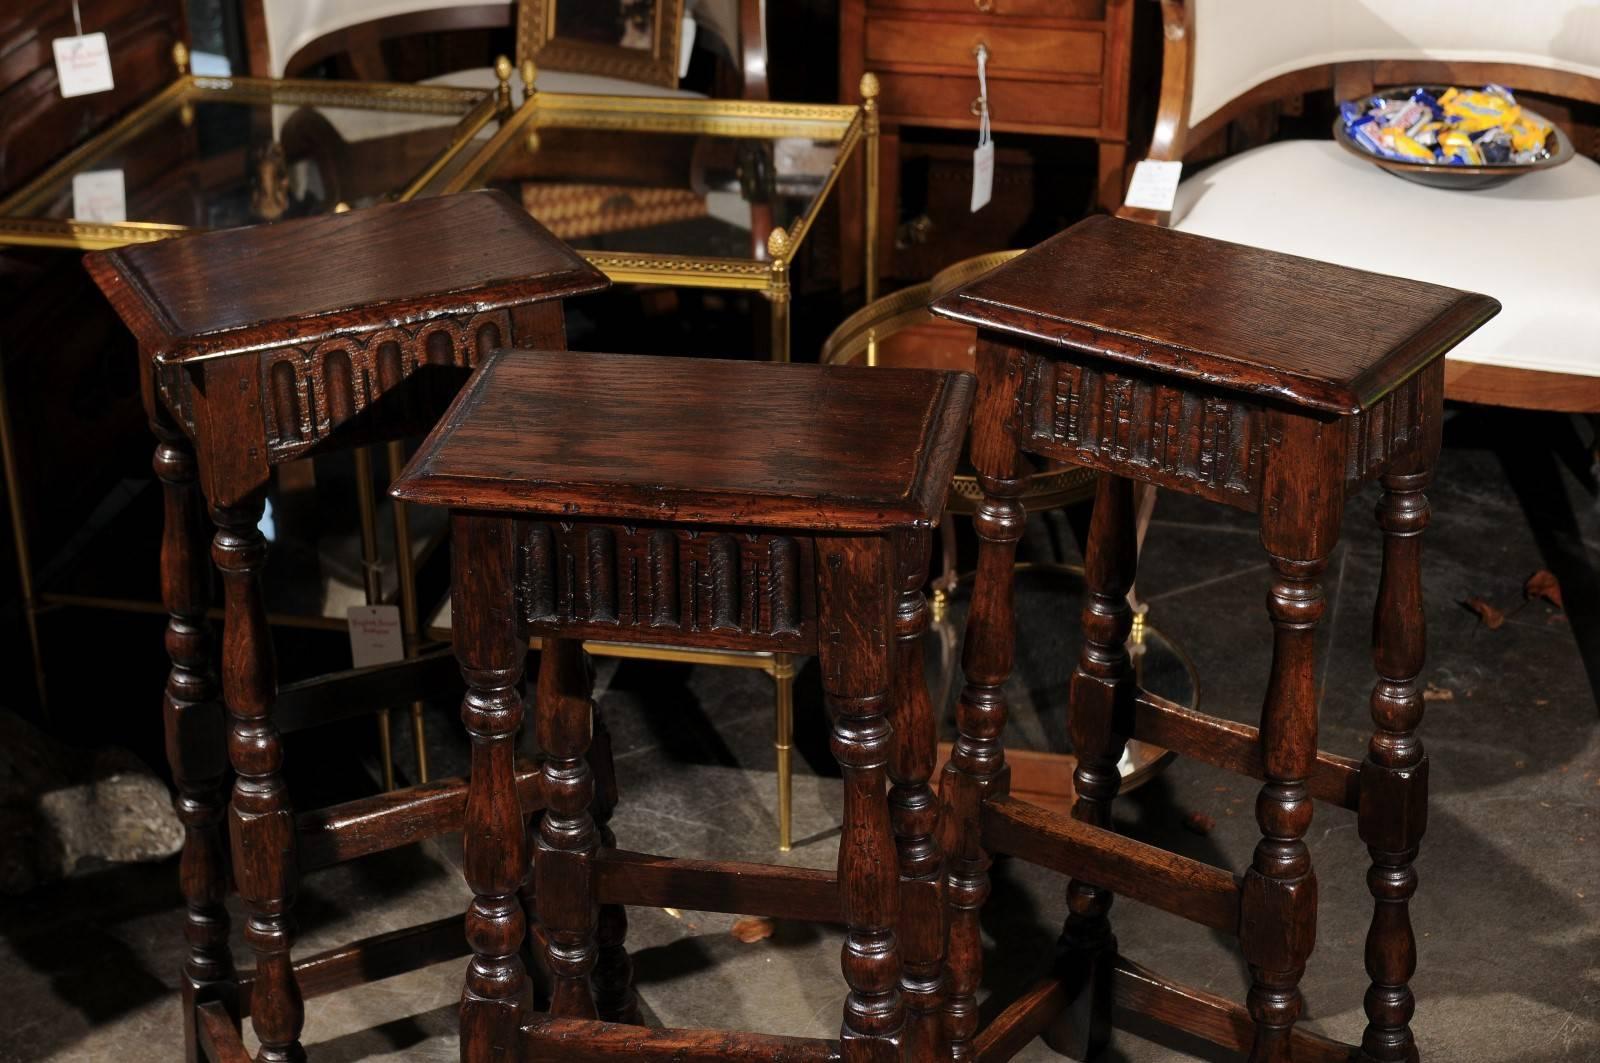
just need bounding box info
[971,97,985,116]
[332,201,350,214]
[525,130,542,153]
[766,224,790,265]
[494,54,513,112]
[520,58,537,101]
[973,40,990,57]
[172,41,189,76]
[773,653,797,851]
[975,0,994,10]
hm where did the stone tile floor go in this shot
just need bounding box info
[2,407,1597,1061]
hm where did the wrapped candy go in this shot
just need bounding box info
[1342,83,1557,166]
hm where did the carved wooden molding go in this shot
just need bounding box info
[516,520,816,653]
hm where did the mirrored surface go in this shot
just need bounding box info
[464,120,849,261]
[4,80,491,231]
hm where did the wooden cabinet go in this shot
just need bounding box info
[840,0,1141,286]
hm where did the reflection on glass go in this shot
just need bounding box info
[555,0,659,51]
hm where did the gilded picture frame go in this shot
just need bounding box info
[518,0,686,89]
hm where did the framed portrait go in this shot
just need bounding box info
[518,0,686,89]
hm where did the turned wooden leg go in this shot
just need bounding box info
[534,635,600,1019]
[1244,415,1343,1063]
[589,701,641,1025]
[889,528,945,1063]
[155,427,235,1063]
[941,338,1023,1061]
[818,535,904,1063]
[1358,463,1433,1063]
[1044,474,1137,1061]
[213,498,303,1063]
[454,515,530,1063]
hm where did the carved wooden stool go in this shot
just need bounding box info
[86,190,608,1063]
[929,216,1499,1062]
[390,349,973,1063]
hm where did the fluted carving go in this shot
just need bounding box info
[1358,469,1432,1063]
[515,521,812,649]
[154,426,236,1063]
[257,309,512,460]
[213,499,303,1063]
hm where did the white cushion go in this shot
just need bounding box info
[1173,139,1600,377]
[1190,0,1600,130]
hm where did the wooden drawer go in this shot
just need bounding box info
[867,18,1103,78]
[866,0,1105,18]
[875,70,1102,132]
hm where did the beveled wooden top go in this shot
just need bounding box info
[390,350,975,532]
[931,215,1499,415]
[84,190,606,366]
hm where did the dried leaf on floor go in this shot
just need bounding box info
[730,916,776,943]
[1423,684,1454,702]
[1463,597,1505,629]
[1183,812,1215,836]
[1525,569,1565,610]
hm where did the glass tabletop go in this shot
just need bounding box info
[0,76,496,243]
[442,94,865,268]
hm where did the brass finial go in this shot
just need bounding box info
[495,55,513,84]
[173,41,190,76]
[859,71,879,102]
[521,59,537,99]
[525,131,542,154]
[333,201,351,214]
[767,225,790,263]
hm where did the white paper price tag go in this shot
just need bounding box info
[1123,159,1184,212]
[348,605,405,669]
[71,169,126,222]
[53,32,115,98]
[970,44,994,212]
[971,140,995,213]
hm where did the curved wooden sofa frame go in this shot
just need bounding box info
[1123,0,1600,414]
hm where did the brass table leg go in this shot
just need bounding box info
[772,652,797,852]
[352,446,395,791]
[0,357,47,710]
[386,439,429,784]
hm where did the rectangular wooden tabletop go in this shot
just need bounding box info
[391,349,975,532]
[86,190,606,361]
[932,215,1499,415]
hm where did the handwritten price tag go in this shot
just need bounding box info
[348,605,405,669]
[53,32,114,98]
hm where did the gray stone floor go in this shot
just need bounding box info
[3,407,1598,1061]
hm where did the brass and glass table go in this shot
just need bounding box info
[0,45,516,786]
[441,63,883,363]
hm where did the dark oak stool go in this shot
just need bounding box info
[390,349,974,1063]
[928,216,1499,1063]
[85,190,608,1063]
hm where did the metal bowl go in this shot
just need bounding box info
[1332,85,1574,190]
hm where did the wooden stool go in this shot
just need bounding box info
[390,349,973,1063]
[929,216,1500,1062]
[85,190,607,1063]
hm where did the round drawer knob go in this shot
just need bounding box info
[975,0,994,10]
[971,96,984,116]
